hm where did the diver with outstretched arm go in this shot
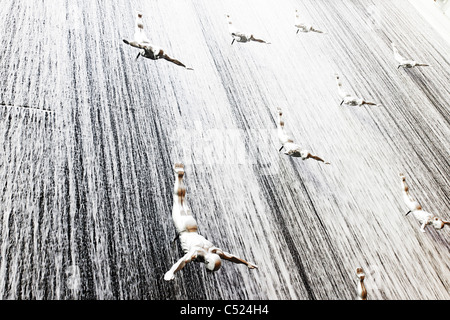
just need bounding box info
[295,10,326,34]
[277,107,330,164]
[226,14,270,45]
[392,43,429,69]
[123,11,193,70]
[164,163,257,281]
[335,74,378,107]
[399,173,449,233]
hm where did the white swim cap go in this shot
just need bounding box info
[205,253,222,272]
[432,218,444,229]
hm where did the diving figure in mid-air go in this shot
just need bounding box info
[392,43,429,69]
[399,173,449,233]
[335,74,378,107]
[164,163,258,281]
[294,10,326,34]
[277,107,330,164]
[123,12,193,70]
[226,14,270,45]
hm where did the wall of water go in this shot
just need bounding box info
[0,0,449,299]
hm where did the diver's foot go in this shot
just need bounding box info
[399,173,405,181]
[174,163,185,174]
[356,267,365,280]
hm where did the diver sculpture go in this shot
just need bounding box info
[164,163,258,281]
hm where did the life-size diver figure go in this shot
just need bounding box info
[277,107,330,164]
[294,10,325,34]
[399,173,449,233]
[226,14,270,45]
[164,163,258,281]
[123,12,193,70]
[392,43,429,69]
[335,74,378,107]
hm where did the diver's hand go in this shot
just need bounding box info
[164,271,175,281]
[247,263,258,270]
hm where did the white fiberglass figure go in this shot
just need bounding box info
[164,163,258,281]
[392,43,429,69]
[335,74,378,107]
[123,12,193,70]
[226,14,270,45]
[399,173,449,233]
[294,10,325,34]
[277,107,330,164]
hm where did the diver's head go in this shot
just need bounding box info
[205,253,222,272]
[432,217,445,230]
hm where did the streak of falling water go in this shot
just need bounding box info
[0,0,449,300]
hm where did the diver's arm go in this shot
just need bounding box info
[213,248,258,269]
[307,154,327,164]
[164,248,199,281]
[420,220,429,233]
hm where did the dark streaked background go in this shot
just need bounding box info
[0,0,449,300]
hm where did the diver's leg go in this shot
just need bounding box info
[172,163,198,235]
[356,268,367,300]
[399,173,421,212]
[311,28,324,33]
[173,163,188,217]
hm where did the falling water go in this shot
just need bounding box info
[0,0,449,300]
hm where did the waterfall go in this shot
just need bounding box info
[0,0,449,300]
